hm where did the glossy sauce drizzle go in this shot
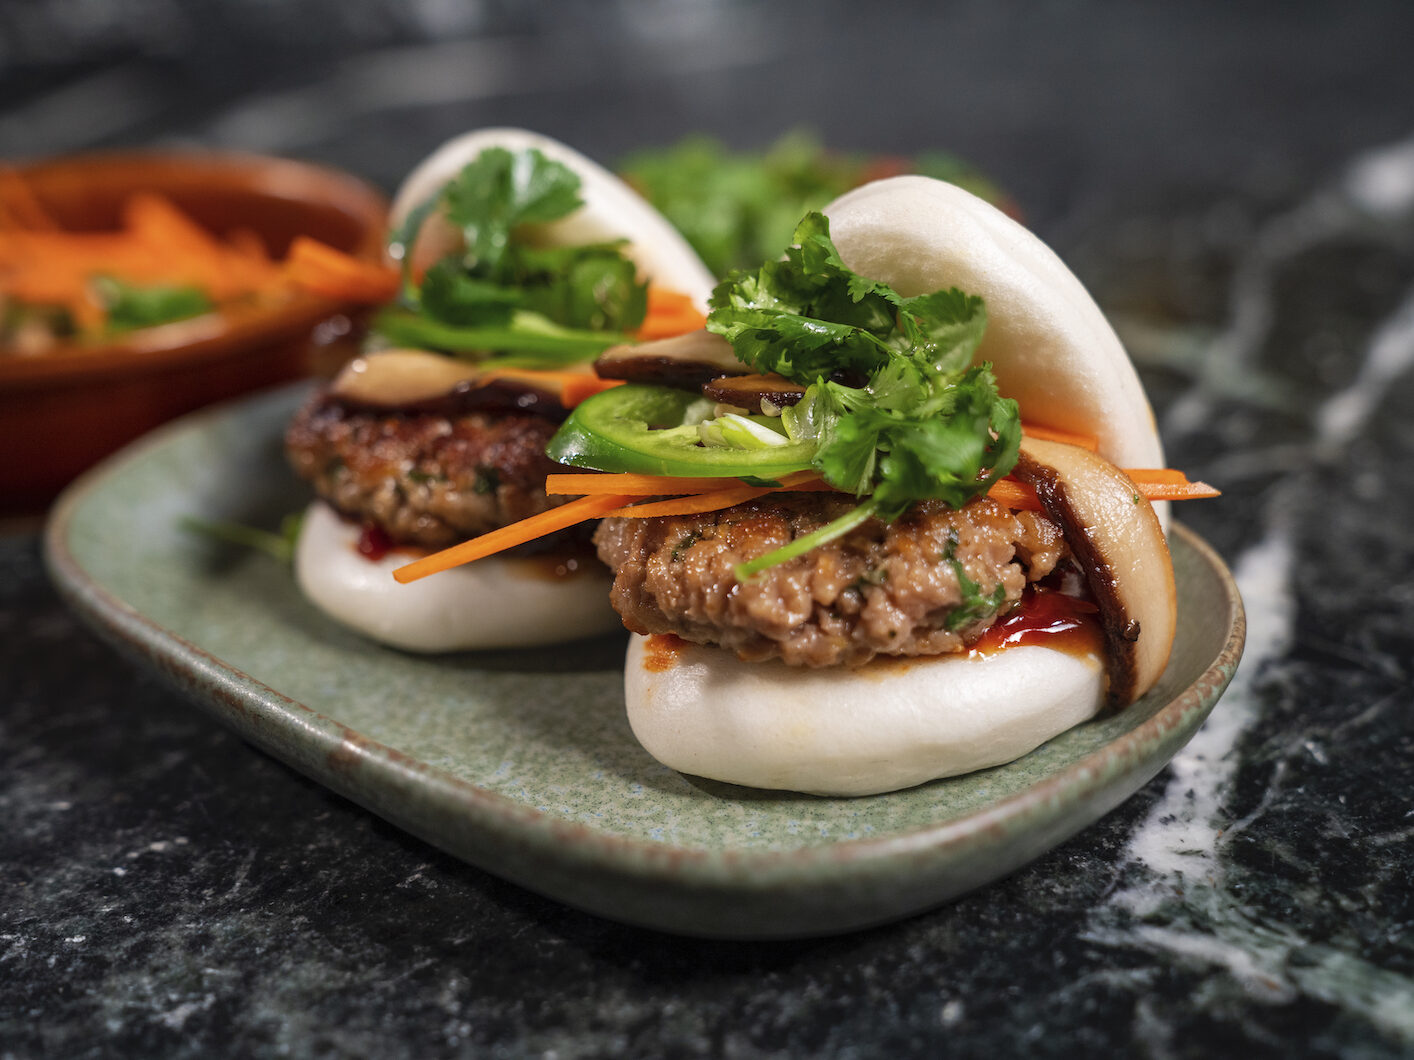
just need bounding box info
[356,523,395,561]
[969,587,1104,659]
[642,633,688,673]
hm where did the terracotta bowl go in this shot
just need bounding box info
[0,152,389,512]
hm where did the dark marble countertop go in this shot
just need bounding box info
[4,2,1413,1056]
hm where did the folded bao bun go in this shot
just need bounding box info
[824,175,1163,475]
[297,501,616,652]
[623,176,1175,796]
[293,129,713,651]
[389,127,717,309]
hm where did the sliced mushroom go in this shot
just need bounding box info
[330,349,479,407]
[701,373,806,411]
[594,328,745,392]
[327,349,566,420]
[1010,437,1176,707]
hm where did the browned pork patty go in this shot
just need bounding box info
[285,392,563,550]
[594,494,1069,667]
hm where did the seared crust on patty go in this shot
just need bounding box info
[594,494,1069,667]
[286,391,563,550]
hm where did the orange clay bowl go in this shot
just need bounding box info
[0,152,388,513]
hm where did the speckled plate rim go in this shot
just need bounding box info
[43,393,1246,938]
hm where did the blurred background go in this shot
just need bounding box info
[7,0,1414,512]
[5,0,1412,220]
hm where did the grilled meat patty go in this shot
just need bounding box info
[285,391,563,551]
[594,494,1069,667]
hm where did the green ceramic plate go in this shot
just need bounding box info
[45,385,1245,938]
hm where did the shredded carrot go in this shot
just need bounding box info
[985,475,1220,511]
[1135,480,1221,501]
[395,467,1218,578]
[547,472,745,496]
[1121,468,1190,485]
[477,367,623,408]
[284,236,400,303]
[634,286,707,340]
[603,485,776,518]
[1020,423,1099,450]
[0,180,365,339]
[560,374,625,407]
[392,493,636,584]
[598,473,832,518]
[546,469,823,496]
[984,479,1043,511]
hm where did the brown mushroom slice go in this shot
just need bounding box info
[1010,437,1177,707]
[594,328,745,392]
[328,349,565,419]
[330,349,481,407]
[701,373,806,411]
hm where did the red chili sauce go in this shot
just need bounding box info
[356,523,395,561]
[642,633,688,673]
[969,585,1104,659]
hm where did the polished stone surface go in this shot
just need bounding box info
[3,2,1413,1055]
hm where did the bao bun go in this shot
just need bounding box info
[824,175,1162,473]
[622,176,1171,796]
[295,129,713,651]
[626,636,1104,797]
[297,502,619,651]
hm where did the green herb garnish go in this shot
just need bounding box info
[546,211,1020,581]
[386,147,647,363]
[620,130,1012,276]
[940,530,1007,632]
[180,512,304,564]
[95,277,212,333]
[710,213,1019,578]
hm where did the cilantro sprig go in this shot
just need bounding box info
[380,147,647,364]
[705,212,1020,578]
[620,130,1014,276]
[94,276,212,333]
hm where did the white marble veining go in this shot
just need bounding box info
[1084,129,1414,1042]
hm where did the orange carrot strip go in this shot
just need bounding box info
[560,375,625,407]
[392,493,636,583]
[0,169,60,230]
[285,236,399,303]
[1142,480,1221,500]
[986,476,1220,511]
[545,469,822,496]
[1020,423,1099,450]
[1123,468,1190,485]
[645,288,696,313]
[634,286,707,340]
[602,485,776,518]
[472,367,623,408]
[985,479,1043,511]
[396,469,1219,581]
[545,473,747,496]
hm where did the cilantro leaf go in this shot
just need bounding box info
[95,277,212,332]
[706,211,1021,578]
[622,131,1014,277]
[417,258,521,326]
[941,528,1009,631]
[509,242,647,333]
[441,147,583,276]
[378,146,648,364]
